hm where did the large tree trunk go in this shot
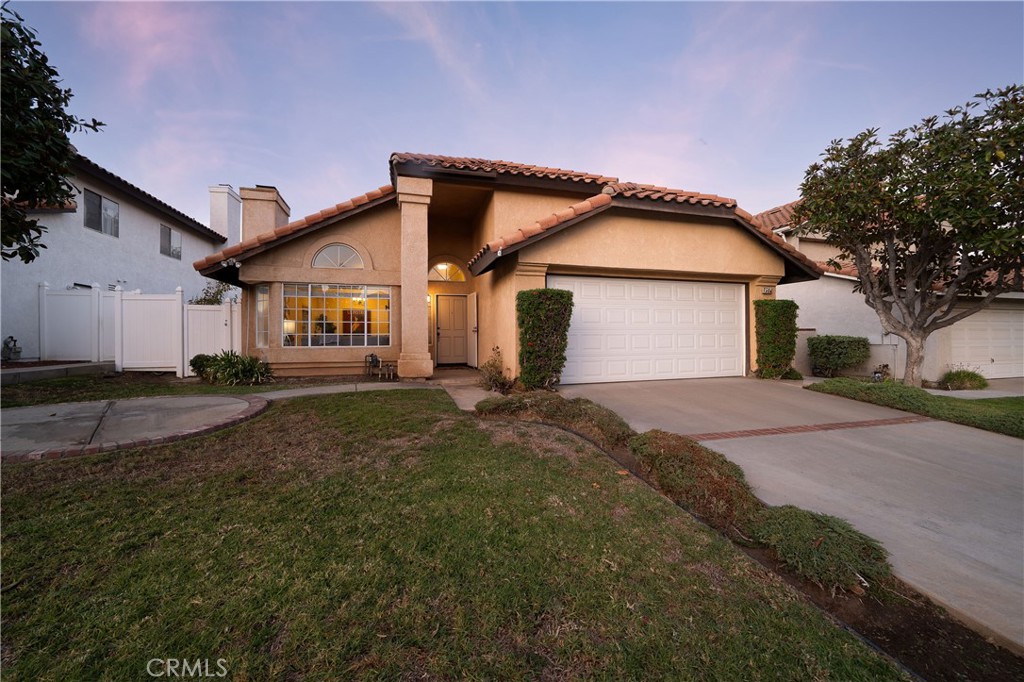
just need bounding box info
[902,334,927,387]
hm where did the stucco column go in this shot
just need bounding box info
[397,176,434,378]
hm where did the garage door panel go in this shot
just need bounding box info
[950,306,1023,379]
[549,275,746,384]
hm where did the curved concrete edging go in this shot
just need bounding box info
[2,395,269,463]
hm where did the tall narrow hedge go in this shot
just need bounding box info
[516,288,574,389]
[754,299,799,379]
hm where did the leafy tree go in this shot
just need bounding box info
[795,85,1023,386]
[1,2,103,263]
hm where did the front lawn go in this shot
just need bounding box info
[1,390,907,680]
[807,378,1024,438]
[0,372,365,408]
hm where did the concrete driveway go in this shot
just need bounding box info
[560,377,1024,651]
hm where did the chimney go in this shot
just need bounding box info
[240,185,291,242]
[208,184,241,243]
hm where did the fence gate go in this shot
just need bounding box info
[185,303,241,376]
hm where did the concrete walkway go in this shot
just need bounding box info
[1,369,496,463]
[560,377,1024,652]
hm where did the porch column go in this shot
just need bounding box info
[397,176,434,378]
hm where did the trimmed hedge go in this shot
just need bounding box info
[808,335,870,377]
[516,288,574,389]
[754,299,799,379]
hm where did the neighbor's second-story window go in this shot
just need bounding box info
[83,189,119,237]
[160,225,182,259]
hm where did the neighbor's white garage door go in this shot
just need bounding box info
[949,305,1024,379]
[548,275,745,384]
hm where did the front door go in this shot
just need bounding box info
[436,295,468,364]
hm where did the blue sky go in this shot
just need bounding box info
[13,1,1024,234]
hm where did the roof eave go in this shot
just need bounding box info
[72,155,226,244]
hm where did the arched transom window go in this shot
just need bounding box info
[313,243,363,269]
[428,261,466,282]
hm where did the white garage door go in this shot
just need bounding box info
[548,275,745,384]
[949,305,1024,378]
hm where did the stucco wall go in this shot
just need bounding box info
[239,203,403,372]
[1,172,223,359]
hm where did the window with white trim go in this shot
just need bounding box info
[282,284,390,347]
[84,189,119,237]
[255,285,269,348]
[313,243,363,269]
[160,225,182,259]
[428,261,466,281]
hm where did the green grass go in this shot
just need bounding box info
[807,378,1024,438]
[0,373,360,408]
[1,390,908,680]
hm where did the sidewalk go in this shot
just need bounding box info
[1,370,495,462]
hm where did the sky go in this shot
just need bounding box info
[12,1,1024,238]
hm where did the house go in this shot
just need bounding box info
[759,202,1024,380]
[0,154,232,360]
[194,153,821,382]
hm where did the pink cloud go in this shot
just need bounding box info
[80,2,232,98]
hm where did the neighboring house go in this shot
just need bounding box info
[0,154,231,359]
[759,202,1024,380]
[195,153,819,383]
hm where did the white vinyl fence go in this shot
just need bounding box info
[38,282,240,377]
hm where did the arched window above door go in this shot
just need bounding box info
[428,261,466,282]
[313,243,364,269]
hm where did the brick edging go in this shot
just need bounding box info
[2,395,269,464]
[688,415,933,441]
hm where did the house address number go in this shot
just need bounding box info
[762,286,774,295]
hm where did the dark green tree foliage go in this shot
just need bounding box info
[795,86,1023,386]
[754,299,799,379]
[516,288,574,389]
[1,3,103,262]
[807,336,871,378]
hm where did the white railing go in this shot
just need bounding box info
[38,282,240,377]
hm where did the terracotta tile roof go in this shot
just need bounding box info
[391,153,618,186]
[193,185,395,271]
[754,200,802,231]
[602,182,737,208]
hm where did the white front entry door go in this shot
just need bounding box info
[548,275,745,384]
[436,295,468,364]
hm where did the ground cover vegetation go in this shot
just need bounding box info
[794,85,1024,386]
[807,378,1023,438]
[1,390,910,680]
[0,372,357,408]
[478,391,1024,680]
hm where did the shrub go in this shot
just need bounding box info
[203,350,273,386]
[189,280,238,305]
[629,430,764,537]
[476,392,635,452]
[189,353,215,380]
[754,299,799,379]
[516,288,574,390]
[479,346,515,394]
[807,335,870,377]
[751,505,891,594]
[940,365,989,390]
[781,367,803,380]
